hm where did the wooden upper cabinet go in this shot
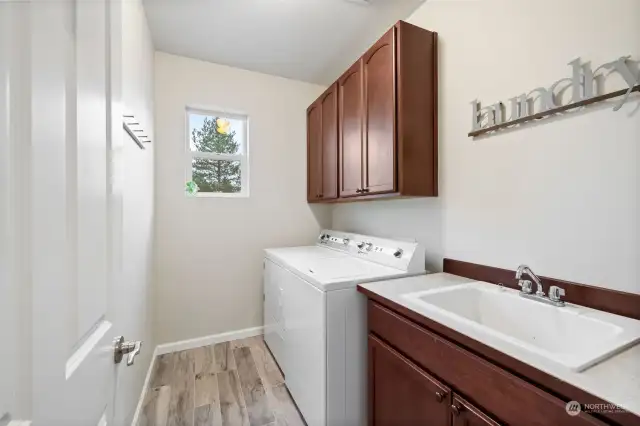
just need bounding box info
[320,85,338,200]
[363,28,396,195]
[338,60,364,198]
[307,84,338,202]
[308,20,438,203]
[396,21,438,197]
[369,335,450,426]
[306,102,322,201]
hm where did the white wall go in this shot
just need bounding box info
[115,0,156,424]
[333,0,640,294]
[154,52,331,344]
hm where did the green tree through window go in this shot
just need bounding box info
[191,116,242,193]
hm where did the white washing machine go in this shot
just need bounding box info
[263,230,426,426]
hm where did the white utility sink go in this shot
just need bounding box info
[403,281,640,372]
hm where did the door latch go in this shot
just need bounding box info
[113,336,142,366]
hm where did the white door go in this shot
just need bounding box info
[0,0,136,425]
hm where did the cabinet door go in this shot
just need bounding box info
[339,60,364,197]
[452,395,501,426]
[363,28,396,195]
[369,335,450,426]
[307,101,322,201]
[320,84,338,200]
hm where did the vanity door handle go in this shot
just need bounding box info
[362,188,370,193]
[451,404,462,417]
[435,391,447,403]
[355,188,362,193]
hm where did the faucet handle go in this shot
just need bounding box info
[549,286,566,302]
[518,279,533,294]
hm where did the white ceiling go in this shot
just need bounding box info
[142,0,426,85]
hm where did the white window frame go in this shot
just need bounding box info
[185,106,250,198]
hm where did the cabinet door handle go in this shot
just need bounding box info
[356,188,362,193]
[362,188,370,193]
[451,404,462,417]
[435,391,446,403]
[318,193,323,198]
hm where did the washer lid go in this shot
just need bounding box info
[303,257,405,285]
[264,246,347,266]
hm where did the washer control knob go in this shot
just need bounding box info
[394,248,404,258]
[365,242,373,251]
[357,242,365,250]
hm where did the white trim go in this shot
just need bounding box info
[193,192,249,199]
[191,152,244,162]
[129,345,159,426]
[156,326,264,355]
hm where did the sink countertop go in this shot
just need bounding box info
[359,273,640,417]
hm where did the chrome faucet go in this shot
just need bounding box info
[515,264,565,307]
[516,264,545,296]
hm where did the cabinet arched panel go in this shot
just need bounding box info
[339,61,364,198]
[307,103,322,201]
[363,29,396,195]
[320,86,338,200]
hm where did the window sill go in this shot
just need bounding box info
[187,192,250,199]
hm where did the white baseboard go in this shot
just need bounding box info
[155,326,264,355]
[130,345,159,426]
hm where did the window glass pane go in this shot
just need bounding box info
[192,158,242,193]
[189,112,245,154]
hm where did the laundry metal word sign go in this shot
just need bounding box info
[469,56,640,138]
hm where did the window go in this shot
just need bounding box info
[186,108,249,197]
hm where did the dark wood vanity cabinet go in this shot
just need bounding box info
[451,395,501,426]
[308,21,438,203]
[366,300,613,426]
[369,334,498,426]
[369,335,451,426]
[307,84,338,201]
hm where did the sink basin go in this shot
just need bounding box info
[402,282,640,372]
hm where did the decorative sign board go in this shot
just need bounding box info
[469,56,639,138]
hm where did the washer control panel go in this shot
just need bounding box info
[316,230,422,272]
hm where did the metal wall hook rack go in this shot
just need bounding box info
[123,113,151,149]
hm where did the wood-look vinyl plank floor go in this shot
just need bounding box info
[233,347,274,426]
[167,350,196,426]
[139,336,305,426]
[139,385,171,426]
[218,370,251,426]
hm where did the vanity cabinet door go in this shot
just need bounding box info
[369,334,450,426]
[451,395,500,426]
